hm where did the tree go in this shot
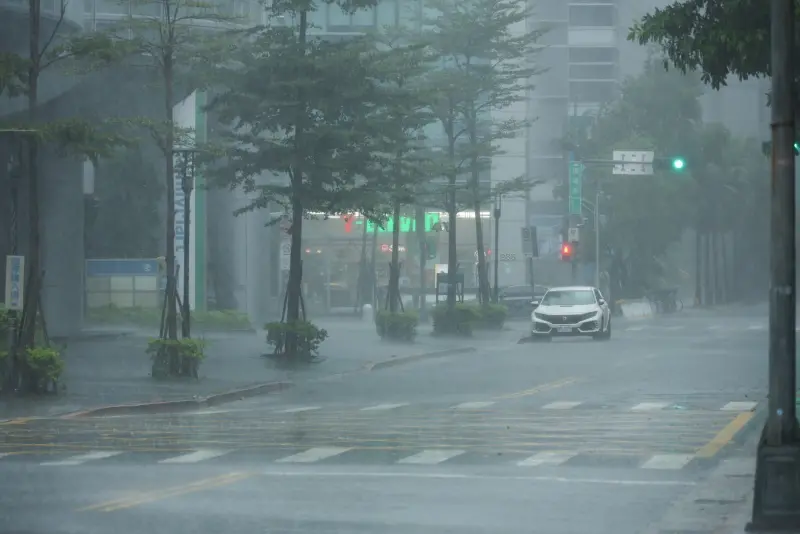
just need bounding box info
[0,1,133,391]
[204,1,396,357]
[418,0,543,306]
[628,0,772,91]
[65,0,242,360]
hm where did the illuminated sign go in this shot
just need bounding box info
[343,213,441,234]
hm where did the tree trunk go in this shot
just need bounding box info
[703,231,714,306]
[388,203,401,312]
[473,198,490,305]
[369,222,378,308]
[354,215,368,314]
[694,226,702,307]
[446,139,457,310]
[415,204,427,318]
[163,51,178,343]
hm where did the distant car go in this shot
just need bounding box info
[530,286,611,341]
[499,284,548,318]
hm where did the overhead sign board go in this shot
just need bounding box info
[612,150,655,175]
[4,255,24,310]
[568,162,584,214]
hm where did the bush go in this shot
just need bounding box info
[23,346,64,393]
[147,338,206,379]
[375,310,418,342]
[476,304,508,330]
[87,305,252,331]
[265,320,328,361]
[431,303,482,336]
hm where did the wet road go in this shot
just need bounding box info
[0,312,766,533]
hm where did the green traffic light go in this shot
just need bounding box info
[672,158,685,170]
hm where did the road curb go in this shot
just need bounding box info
[365,347,477,371]
[61,381,294,418]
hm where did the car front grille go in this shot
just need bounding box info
[537,312,596,325]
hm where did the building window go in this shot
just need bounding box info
[569,4,615,27]
[327,4,376,29]
[568,46,617,63]
[569,80,618,103]
[569,63,616,80]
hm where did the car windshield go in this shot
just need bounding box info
[541,289,596,306]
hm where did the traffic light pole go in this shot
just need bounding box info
[749,0,800,528]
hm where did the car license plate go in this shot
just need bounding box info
[557,326,572,333]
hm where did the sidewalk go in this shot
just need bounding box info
[0,319,504,420]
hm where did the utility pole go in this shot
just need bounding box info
[174,148,197,339]
[750,0,800,528]
[493,193,501,302]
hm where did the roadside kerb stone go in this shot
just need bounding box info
[365,347,477,371]
[62,380,293,418]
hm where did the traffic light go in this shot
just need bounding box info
[560,242,574,262]
[653,157,688,172]
[671,158,685,171]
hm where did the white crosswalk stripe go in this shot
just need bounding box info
[517,451,577,467]
[397,449,466,465]
[159,449,232,464]
[630,402,670,411]
[720,401,758,412]
[641,454,695,470]
[40,451,123,466]
[360,403,409,412]
[276,447,351,464]
[541,401,582,410]
[277,406,321,414]
[453,401,495,410]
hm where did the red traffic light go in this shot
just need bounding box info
[560,242,573,260]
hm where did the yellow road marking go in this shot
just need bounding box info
[695,411,755,458]
[494,377,582,400]
[78,472,254,512]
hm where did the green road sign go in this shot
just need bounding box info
[569,162,584,215]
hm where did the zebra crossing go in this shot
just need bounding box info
[0,445,728,471]
[619,321,798,334]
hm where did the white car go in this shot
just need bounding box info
[530,286,611,341]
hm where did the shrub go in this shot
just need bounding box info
[23,346,64,393]
[477,304,508,330]
[431,303,481,336]
[147,338,206,379]
[375,310,418,341]
[265,320,328,361]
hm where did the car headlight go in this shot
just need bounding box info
[533,312,545,320]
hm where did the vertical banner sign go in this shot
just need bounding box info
[568,162,584,215]
[173,92,198,310]
[4,255,24,310]
[280,239,291,271]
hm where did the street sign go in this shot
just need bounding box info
[568,227,580,242]
[612,150,655,175]
[4,255,24,310]
[521,226,539,257]
[568,162,584,214]
[280,240,291,271]
[85,258,159,277]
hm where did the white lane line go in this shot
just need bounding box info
[259,469,696,486]
[397,449,466,465]
[630,402,669,412]
[454,401,495,410]
[721,401,758,412]
[517,451,577,467]
[747,324,765,331]
[277,406,321,414]
[0,453,10,460]
[664,326,685,331]
[159,449,232,464]
[541,401,582,410]
[360,403,409,412]
[276,447,351,464]
[641,454,695,470]
[41,451,123,466]
[625,326,646,331]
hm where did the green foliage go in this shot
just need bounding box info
[23,347,64,393]
[265,320,329,360]
[628,0,769,91]
[375,310,419,341]
[86,305,253,331]
[0,52,29,97]
[147,338,206,379]
[478,303,508,330]
[431,302,481,336]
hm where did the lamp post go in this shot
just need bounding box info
[493,193,501,302]
[173,147,196,339]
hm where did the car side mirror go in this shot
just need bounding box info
[531,300,540,307]
[598,299,606,306]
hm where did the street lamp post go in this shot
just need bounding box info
[493,193,501,302]
[750,0,800,528]
[174,148,196,339]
